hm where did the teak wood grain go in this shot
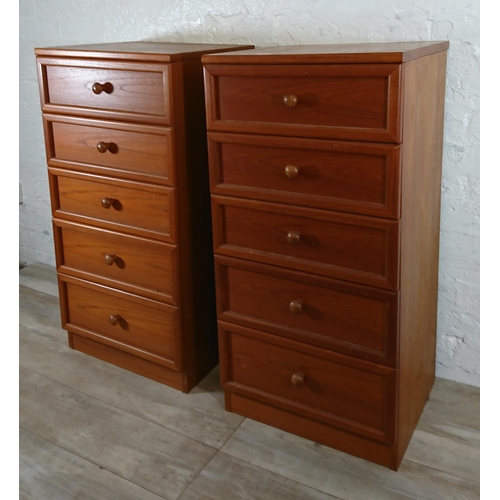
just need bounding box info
[212,195,399,290]
[37,57,172,125]
[35,42,255,63]
[396,50,448,466]
[71,334,186,390]
[53,219,178,304]
[215,256,398,366]
[204,63,402,142]
[201,41,450,65]
[203,42,448,469]
[44,115,175,184]
[219,322,396,443]
[208,132,401,218]
[36,41,254,392]
[226,390,396,470]
[63,277,180,369]
[49,169,177,242]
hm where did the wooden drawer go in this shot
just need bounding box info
[44,115,175,184]
[215,256,397,366]
[219,323,396,443]
[61,276,181,370]
[208,132,401,219]
[204,64,401,142]
[54,220,178,304]
[50,169,176,242]
[212,196,399,290]
[37,58,171,124]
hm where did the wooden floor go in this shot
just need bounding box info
[19,263,480,500]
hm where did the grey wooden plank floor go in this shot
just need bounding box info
[19,263,480,500]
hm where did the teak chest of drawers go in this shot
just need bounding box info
[202,41,449,469]
[35,41,252,393]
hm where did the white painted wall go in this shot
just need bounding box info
[19,0,479,386]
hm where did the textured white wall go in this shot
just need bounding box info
[19,0,480,386]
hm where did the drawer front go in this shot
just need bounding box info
[63,278,180,369]
[205,64,401,142]
[38,58,171,124]
[45,116,175,184]
[208,133,401,219]
[54,220,177,304]
[51,170,176,242]
[215,257,397,366]
[213,196,399,290]
[220,323,396,442]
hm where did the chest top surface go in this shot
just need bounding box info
[201,41,449,64]
[34,41,255,62]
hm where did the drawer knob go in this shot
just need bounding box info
[92,82,113,95]
[104,254,117,266]
[101,197,115,209]
[289,300,303,314]
[283,94,298,108]
[285,164,299,178]
[96,141,117,154]
[108,314,121,326]
[286,231,301,245]
[291,372,305,387]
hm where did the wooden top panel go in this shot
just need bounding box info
[201,41,449,64]
[35,42,254,62]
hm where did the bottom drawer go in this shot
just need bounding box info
[61,276,180,370]
[220,322,395,443]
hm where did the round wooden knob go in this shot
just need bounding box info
[97,141,117,154]
[92,82,113,94]
[97,142,110,153]
[291,372,305,387]
[287,231,301,245]
[104,254,117,266]
[108,314,121,326]
[285,165,299,178]
[283,94,298,107]
[289,300,303,314]
[101,197,115,209]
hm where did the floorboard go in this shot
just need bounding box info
[20,369,216,500]
[178,452,340,500]
[20,322,244,449]
[20,428,167,500]
[220,418,479,500]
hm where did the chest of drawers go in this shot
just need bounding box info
[202,42,449,469]
[35,41,252,393]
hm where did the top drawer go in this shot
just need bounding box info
[204,64,402,143]
[37,58,171,125]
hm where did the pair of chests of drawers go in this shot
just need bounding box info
[204,62,403,443]
[38,57,181,370]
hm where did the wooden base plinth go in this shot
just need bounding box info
[70,333,188,392]
[226,391,400,471]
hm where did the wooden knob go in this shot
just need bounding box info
[108,314,121,326]
[289,300,303,314]
[285,165,299,178]
[101,197,115,209]
[291,372,305,387]
[287,231,301,245]
[97,142,110,153]
[104,254,117,266]
[283,94,298,107]
[92,82,113,94]
[97,141,117,154]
